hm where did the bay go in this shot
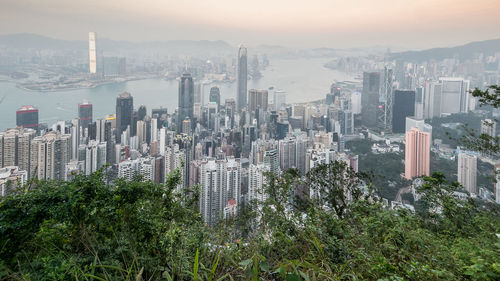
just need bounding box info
[0,58,354,131]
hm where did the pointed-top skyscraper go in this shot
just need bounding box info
[178,70,194,132]
[237,44,248,111]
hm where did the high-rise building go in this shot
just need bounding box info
[392,90,416,133]
[495,164,500,204]
[237,45,248,110]
[116,92,133,143]
[350,92,362,115]
[88,32,97,74]
[339,109,354,135]
[361,72,380,128]
[199,157,241,226]
[0,128,36,176]
[178,71,194,131]
[480,119,496,138]
[274,90,287,111]
[30,131,71,180]
[209,86,221,107]
[404,127,430,180]
[150,118,158,143]
[137,105,147,122]
[78,101,93,129]
[249,164,269,202]
[0,166,28,196]
[264,149,279,177]
[380,67,394,131]
[405,117,432,138]
[248,89,268,113]
[458,151,477,195]
[414,87,425,119]
[16,105,39,131]
[83,141,107,175]
[136,120,147,147]
[439,78,470,115]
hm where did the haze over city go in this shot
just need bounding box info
[1,1,500,280]
[2,0,500,48]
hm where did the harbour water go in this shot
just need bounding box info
[0,58,355,131]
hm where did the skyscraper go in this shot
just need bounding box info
[78,101,93,129]
[88,32,97,74]
[392,90,415,133]
[237,45,248,110]
[116,92,134,143]
[361,72,380,128]
[16,105,39,131]
[178,71,194,131]
[274,90,287,111]
[380,67,393,131]
[458,151,477,195]
[404,127,430,180]
[248,89,268,113]
[438,77,470,115]
[209,86,221,108]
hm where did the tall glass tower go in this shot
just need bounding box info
[237,45,247,111]
[116,92,133,143]
[178,71,194,131]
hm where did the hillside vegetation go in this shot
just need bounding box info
[1,162,499,281]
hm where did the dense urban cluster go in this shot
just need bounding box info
[1,33,500,228]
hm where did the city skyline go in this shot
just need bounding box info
[1,0,500,49]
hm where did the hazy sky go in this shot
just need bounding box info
[1,0,500,49]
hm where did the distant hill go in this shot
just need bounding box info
[389,38,500,62]
[0,33,235,57]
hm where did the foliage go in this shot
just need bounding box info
[0,163,499,280]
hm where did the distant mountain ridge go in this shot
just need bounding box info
[0,33,235,56]
[389,38,500,62]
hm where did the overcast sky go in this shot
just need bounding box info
[1,0,500,49]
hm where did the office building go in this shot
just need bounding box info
[392,90,416,133]
[248,89,268,113]
[361,72,380,128]
[209,86,221,107]
[178,71,194,131]
[404,127,430,180]
[458,151,477,195]
[237,45,248,110]
[88,32,97,74]
[78,102,93,129]
[116,92,134,143]
[380,67,394,131]
[16,105,39,130]
[274,90,287,111]
[350,92,362,115]
[439,78,470,115]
